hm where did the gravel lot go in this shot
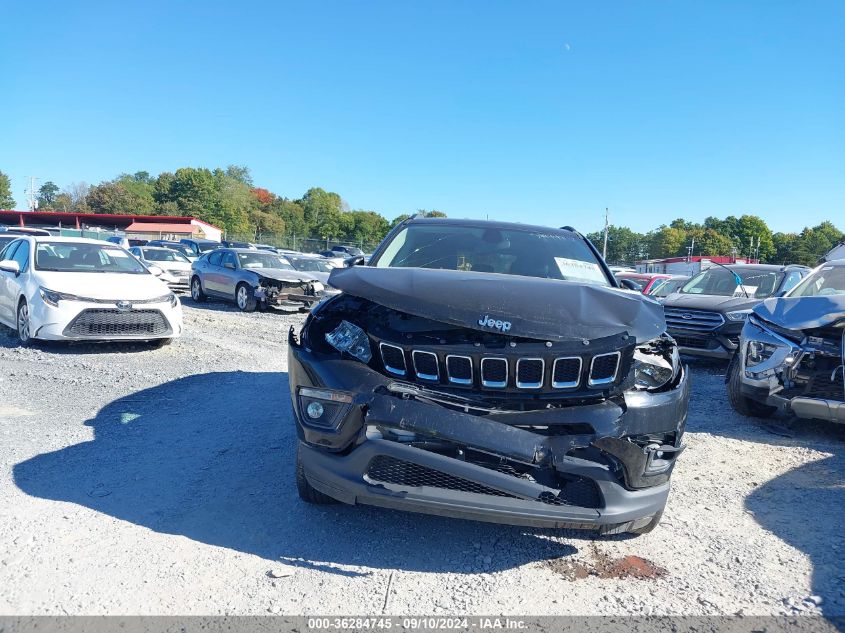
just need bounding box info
[0,299,843,616]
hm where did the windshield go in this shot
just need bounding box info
[35,242,149,274]
[237,252,294,270]
[790,265,845,297]
[374,225,610,285]
[290,258,332,273]
[649,278,687,297]
[680,267,783,298]
[197,242,220,252]
[142,249,190,263]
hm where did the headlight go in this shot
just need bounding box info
[39,287,81,307]
[745,341,780,367]
[726,309,753,321]
[632,338,680,390]
[325,320,372,362]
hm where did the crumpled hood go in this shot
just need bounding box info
[663,293,763,312]
[753,295,845,330]
[329,266,665,343]
[251,268,316,285]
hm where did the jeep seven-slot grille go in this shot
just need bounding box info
[378,345,622,391]
[64,309,171,338]
[664,308,725,332]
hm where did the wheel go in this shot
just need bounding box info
[190,276,207,302]
[727,354,777,418]
[296,444,337,504]
[235,283,257,312]
[16,300,33,346]
[599,510,663,536]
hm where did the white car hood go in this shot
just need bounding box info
[36,271,172,300]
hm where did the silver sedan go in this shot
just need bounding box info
[190,248,325,312]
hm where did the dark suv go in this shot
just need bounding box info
[662,264,809,359]
[288,218,690,535]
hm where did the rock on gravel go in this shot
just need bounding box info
[0,300,843,616]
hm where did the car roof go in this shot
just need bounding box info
[25,236,119,245]
[402,216,580,236]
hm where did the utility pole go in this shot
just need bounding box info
[602,208,609,260]
[25,176,39,211]
[686,236,696,262]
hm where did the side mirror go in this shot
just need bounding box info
[0,260,20,275]
[224,262,236,270]
[619,278,642,291]
[148,265,163,277]
[345,255,365,267]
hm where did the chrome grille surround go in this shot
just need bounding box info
[379,342,407,376]
[480,357,508,388]
[515,357,545,389]
[445,354,473,385]
[551,356,583,389]
[588,351,621,387]
[411,350,439,381]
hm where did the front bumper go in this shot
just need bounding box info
[30,298,183,341]
[669,325,742,360]
[288,336,690,529]
[299,439,670,529]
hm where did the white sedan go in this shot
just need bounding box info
[0,236,183,346]
[129,246,193,292]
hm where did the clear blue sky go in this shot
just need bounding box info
[1,1,842,234]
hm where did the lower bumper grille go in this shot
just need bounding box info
[366,456,517,498]
[673,335,714,350]
[64,309,171,338]
[365,455,603,508]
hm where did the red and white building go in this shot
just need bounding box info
[0,210,222,242]
[636,255,759,277]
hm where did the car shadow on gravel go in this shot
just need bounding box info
[0,328,172,355]
[746,453,845,615]
[180,297,307,316]
[13,371,581,575]
[682,357,845,615]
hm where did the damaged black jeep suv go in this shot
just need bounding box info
[288,218,690,535]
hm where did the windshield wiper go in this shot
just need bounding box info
[708,260,749,298]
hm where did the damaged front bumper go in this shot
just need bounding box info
[288,332,690,530]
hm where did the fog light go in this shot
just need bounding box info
[306,401,325,419]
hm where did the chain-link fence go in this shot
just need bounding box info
[225,234,384,254]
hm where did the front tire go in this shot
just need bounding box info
[295,445,338,504]
[727,354,777,418]
[236,283,257,312]
[190,277,207,302]
[17,300,33,346]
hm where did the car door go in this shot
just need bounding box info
[3,240,31,325]
[218,251,239,298]
[202,250,225,296]
[0,239,22,324]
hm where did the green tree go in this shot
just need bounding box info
[646,226,687,258]
[0,171,15,209]
[37,181,60,209]
[586,226,646,264]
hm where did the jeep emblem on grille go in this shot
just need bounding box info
[478,315,512,333]
[115,301,133,312]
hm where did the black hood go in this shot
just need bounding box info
[753,295,845,330]
[253,268,316,284]
[662,293,763,313]
[328,266,665,343]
